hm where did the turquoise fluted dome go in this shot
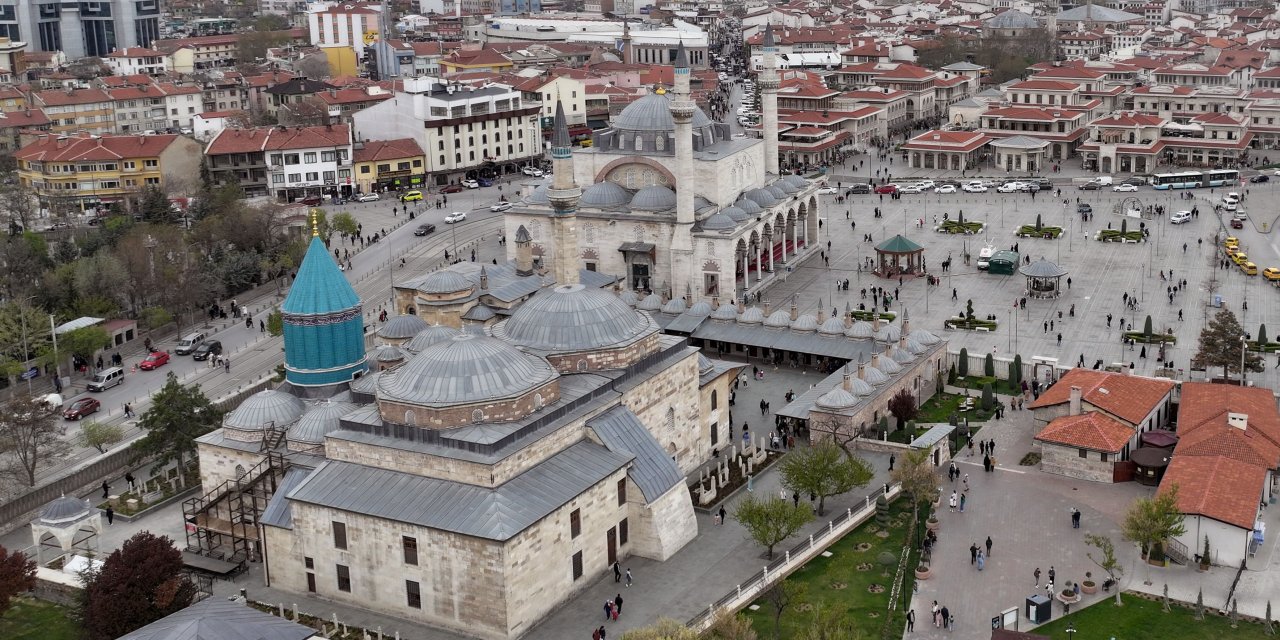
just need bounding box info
[282,235,367,386]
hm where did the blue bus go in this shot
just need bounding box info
[1150,169,1239,190]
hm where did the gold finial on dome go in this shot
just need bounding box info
[310,208,319,237]
[655,86,666,95]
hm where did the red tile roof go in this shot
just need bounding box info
[1034,412,1133,453]
[353,138,425,163]
[0,109,50,127]
[1008,80,1082,91]
[1160,455,1265,529]
[15,133,182,161]
[901,130,988,152]
[1028,369,1174,425]
[1177,383,1280,457]
[314,88,392,106]
[34,88,112,107]
[1091,112,1166,127]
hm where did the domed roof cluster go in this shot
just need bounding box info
[814,367,876,411]
[378,334,557,407]
[703,305,911,343]
[613,91,717,132]
[403,324,461,353]
[226,390,307,430]
[289,400,358,445]
[581,181,631,208]
[701,213,736,232]
[631,185,677,211]
[377,314,428,340]
[502,284,652,352]
[38,495,93,525]
[418,270,472,295]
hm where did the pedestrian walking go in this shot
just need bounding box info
[593,627,601,640]
[889,454,895,471]
[101,481,110,498]
[1071,508,1081,529]
[907,609,915,632]
[225,359,231,373]
[1034,567,1041,587]
[598,626,606,640]
[941,606,950,630]
[105,506,114,524]
[948,491,957,512]
[125,472,135,492]
[603,601,612,621]
[718,505,727,525]
[932,602,940,628]
[970,543,978,565]
[976,550,985,571]
[959,493,966,512]
[614,594,623,615]
[985,536,992,556]
[1048,566,1056,584]
[613,561,621,582]
[625,569,633,587]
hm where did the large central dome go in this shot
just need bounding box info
[377,334,556,406]
[593,90,731,155]
[613,91,715,133]
[503,284,651,352]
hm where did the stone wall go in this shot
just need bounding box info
[196,440,268,491]
[265,503,511,640]
[698,368,736,455]
[628,482,697,561]
[544,332,660,373]
[1038,441,1115,483]
[810,344,947,445]
[376,378,561,429]
[620,352,705,475]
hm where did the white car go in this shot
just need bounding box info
[899,184,925,194]
[1225,201,1238,212]
[355,193,380,202]
[996,182,1023,193]
[1113,184,1139,192]
[914,180,935,190]
[934,184,958,194]
[817,185,838,195]
[444,211,467,223]
[962,183,988,193]
[490,202,513,212]
[1170,210,1192,224]
[521,166,544,177]
[462,179,479,189]
[1223,192,1240,205]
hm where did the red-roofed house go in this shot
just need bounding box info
[15,133,202,209]
[353,138,426,194]
[1034,409,1135,482]
[900,130,989,170]
[1077,111,1168,173]
[103,48,169,76]
[0,108,51,152]
[33,88,115,135]
[205,125,354,201]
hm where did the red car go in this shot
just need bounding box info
[874,184,898,194]
[63,397,101,420]
[439,184,465,194]
[299,195,323,206]
[139,351,170,370]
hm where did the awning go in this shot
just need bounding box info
[618,242,655,253]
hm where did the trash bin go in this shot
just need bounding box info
[1213,295,1223,308]
[1026,594,1052,624]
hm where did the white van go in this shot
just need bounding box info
[175,331,207,355]
[977,243,996,270]
[87,367,124,392]
[1093,176,1113,186]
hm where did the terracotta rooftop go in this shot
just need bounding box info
[353,138,425,163]
[1028,369,1173,426]
[1177,382,1280,457]
[1034,412,1132,453]
[1160,454,1265,529]
[15,133,182,162]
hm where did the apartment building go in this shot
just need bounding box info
[33,88,114,135]
[352,137,427,194]
[103,47,168,76]
[205,124,355,201]
[0,0,160,57]
[352,78,541,186]
[14,133,201,210]
[106,83,204,133]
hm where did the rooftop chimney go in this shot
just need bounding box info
[842,365,852,392]
[1228,412,1248,431]
[843,302,853,329]
[790,296,799,321]
[1069,385,1082,416]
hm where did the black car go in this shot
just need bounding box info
[848,183,872,194]
[1250,174,1270,183]
[1029,178,1054,190]
[1077,203,1092,214]
[414,224,437,236]
[192,340,223,361]
[1121,177,1147,186]
[1078,182,1101,190]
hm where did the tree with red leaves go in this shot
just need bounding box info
[0,544,36,616]
[887,388,918,430]
[81,531,197,640]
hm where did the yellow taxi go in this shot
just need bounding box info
[1241,262,1258,276]
[1264,267,1280,281]
[402,190,424,202]
[1232,252,1249,266]
[1224,236,1239,250]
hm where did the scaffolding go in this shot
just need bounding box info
[182,450,286,565]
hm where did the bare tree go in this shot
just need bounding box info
[295,53,331,81]
[0,395,71,487]
[806,413,863,458]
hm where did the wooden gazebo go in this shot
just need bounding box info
[874,234,925,279]
[1019,258,1068,299]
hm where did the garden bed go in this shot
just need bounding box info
[1248,341,1280,353]
[936,220,985,234]
[0,596,79,640]
[1097,230,1146,243]
[916,392,998,423]
[1033,593,1274,639]
[944,317,998,331]
[691,449,785,512]
[1123,331,1177,345]
[1016,226,1063,238]
[849,310,896,322]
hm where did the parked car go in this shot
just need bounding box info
[914,180,935,190]
[873,184,898,194]
[1264,267,1280,281]
[1241,261,1258,276]
[356,193,380,202]
[402,190,424,201]
[522,166,544,177]
[1251,174,1271,183]
[414,223,437,236]
[440,184,464,193]
[1231,217,1244,229]
[462,179,480,189]
[445,211,467,223]
[899,184,925,194]
[849,183,872,194]
[1224,236,1239,250]
[478,178,494,187]
[490,202,513,212]
[1170,210,1192,224]
[1113,184,1139,192]
[1120,177,1147,186]
[138,351,170,370]
[1078,181,1101,190]
[962,182,987,193]
[934,184,958,194]
[996,182,1023,193]
[816,185,838,195]
[62,397,101,420]
[191,340,223,361]
[299,195,323,206]
[174,331,207,355]
[1077,203,1093,214]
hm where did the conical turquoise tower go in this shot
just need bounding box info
[281,212,367,386]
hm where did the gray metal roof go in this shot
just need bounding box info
[631,185,676,211]
[984,10,1039,28]
[378,334,557,407]
[691,320,877,361]
[417,270,472,294]
[721,205,750,222]
[377,314,428,339]
[462,304,497,321]
[612,91,714,133]
[992,135,1051,149]
[588,406,683,502]
[744,188,779,207]
[373,345,406,363]
[784,174,809,188]
[773,179,799,195]
[289,400,359,445]
[285,441,631,540]
[700,213,736,232]
[224,390,306,430]
[349,369,381,394]
[115,596,316,640]
[1057,3,1140,21]
[942,61,985,71]
[37,495,93,525]
[909,424,956,449]
[735,197,763,214]
[581,181,631,208]
[259,466,313,530]
[498,284,653,353]
[1020,259,1068,278]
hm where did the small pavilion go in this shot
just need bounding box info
[874,234,925,279]
[1020,258,1068,298]
[30,495,103,564]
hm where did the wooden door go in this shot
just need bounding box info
[607,527,617,565]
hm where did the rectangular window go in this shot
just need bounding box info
[304,556,314,569]
[332,521,347,549]
[306,172,318,181]
[402,536,418,565]
[619,518,629,545]
[321,150,336,162]
[304,152,317,163]
[617,479,626,506]
[1078,448,1088,459]
[398,161,411,171]
[284,153,299,164]
[270,154,282,165]
[571,551,583,580]
[144,159,158,168]
[360,165,370,174]
[570,509,581,538]
[406,580,421,608]
[287,173,300,182]
[1100,453,1110,462]
[336,564,351,592]
[323,171,335,182]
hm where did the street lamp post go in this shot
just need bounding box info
[1241,335,1248,386]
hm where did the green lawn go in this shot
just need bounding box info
[0,597,80,640]
[745,497,915,640]
[1034,593,1273,639]
[917,392,997,423]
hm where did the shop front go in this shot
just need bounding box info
[373,171,427,193]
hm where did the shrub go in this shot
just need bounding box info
[980,383,994,411]
[984,353,994,377]
[958,348,969,377]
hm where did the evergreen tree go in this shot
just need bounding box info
[958,348,969,377]
[131,373,223,481]
[1193,309,1263,382]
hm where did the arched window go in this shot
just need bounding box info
[234,464,246,478]
[710,390,718,410]
[667,407,675,432]
[472,409,485,423]
[404,410,414,424]
[654,135,665,151]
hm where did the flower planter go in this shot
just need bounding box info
[914,566,932,580]
[926,519,940,532]
[1080,581,1097,595]
[1057,591,1081,605]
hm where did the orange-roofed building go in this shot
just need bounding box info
[900,130,989,170]
[15,133,202,210]
[1029,368,1175,431]
[352,138,427,194]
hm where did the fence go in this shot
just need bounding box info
[687,483,901,631]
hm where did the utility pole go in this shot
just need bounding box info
[19,305,30,393]
[49,314,60,387]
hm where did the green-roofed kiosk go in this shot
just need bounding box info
[874,234,925,279]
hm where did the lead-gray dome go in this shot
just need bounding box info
[819,317,846,335]
[701,213,736,231]
[526,183,551,205]
[637,293,663,311]
[848,377,874,396]
[225,390,306,430]
[863,365,890,385]
[289,401,358,445]
[816,387,859,410]
[876,353,903,373]
[404,324,461,353]
[767,185,789,200]
[735,198,763,214]
[631,185,676,211]
[688,301,713,316]
[745,188,779,207]
[846,320,874,339]
[503,284,649,352]
[721,205,750,222]
[612,91,715,133]
[418,270,472,295]
[773,179,800,195]
[765,310,792,327]
[375,344,406,363]
[792,314,818,332]
[350,369,381,394]
[661,297,687,315]
[38,495,92,525]
[910,328,940,346]
[379,334,556,406]
[581,181,631,208]
[784,174,808,188]
[891,345,915,364]
[739,306,764,323]
[377,314,428,340]
[875,323,902,342]
[712,303,738,320]
[618,290,639,306]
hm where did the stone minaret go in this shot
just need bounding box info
[547,100,582,286]
[670,42,696,298]
[622,18,632,65]
[515,225,534,276]
[759,23,781,176]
